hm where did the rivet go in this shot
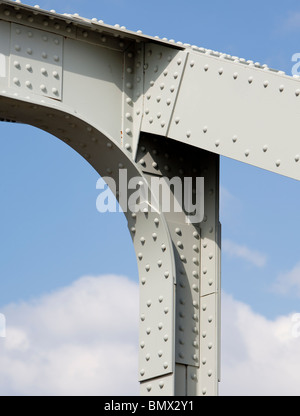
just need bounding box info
[158,322,163,330]
[27,48,33,55]
[208,316,213,323]
[163,334,169,342]
[204,64,209,71]
[215,140,220,147]
[295,155,300,162]
[177,241,183,249]
[233,135,238,143]
[248,77,253,84]
[233,72,238,79]
[158,296,163,303]
[164,271,170,278]
[146,385,152,392]
[163,362,168,369]
[146,354,150,361]
[208,370,213,377]
[25,81,32,88]
[14,61,21,69]
[15,45,21,52]
[164,307,169,314]
[276,160,281,167]
[157,260,162,267]
[140,369,145,376]
[159,382,164,389]
[145,265,150,272]
[186,131,191,138]
[208,342,213,350]
[245,150,250,157]
[264,81,269,88]
[279,85,284,92]
[203,126,208,133]
[296,89,300,97]
[218,68,223,75]
[174,72,179,79]
[146,328,151,335]
[158,350,163,357]
[146,300,152,307]
[202,388,207,395]
[166,99,172,106]
[41,68,47,75]
[42,52,48,59]
[140,314,145,321]
[190,60,195,67]
[154,218,160,225]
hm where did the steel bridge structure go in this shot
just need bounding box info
[0,0,299,396]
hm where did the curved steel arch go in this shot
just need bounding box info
[0,0,299,396]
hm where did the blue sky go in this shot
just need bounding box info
[0,0,300,396]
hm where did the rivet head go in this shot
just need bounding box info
[248,77,254,84]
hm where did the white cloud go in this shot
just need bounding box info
[0,275,300,396]
[0,275,140,396]
[220,292,300,396]
[272,263,300,297]
[222,239,267,268]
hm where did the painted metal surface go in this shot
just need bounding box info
[0,0,298,396]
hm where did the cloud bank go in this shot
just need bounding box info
[0,275,300,396]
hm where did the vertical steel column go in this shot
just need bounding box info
[134,134,221,396]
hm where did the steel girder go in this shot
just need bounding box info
[0,0,298,396]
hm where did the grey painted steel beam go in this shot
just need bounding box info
[0,0,298,396]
